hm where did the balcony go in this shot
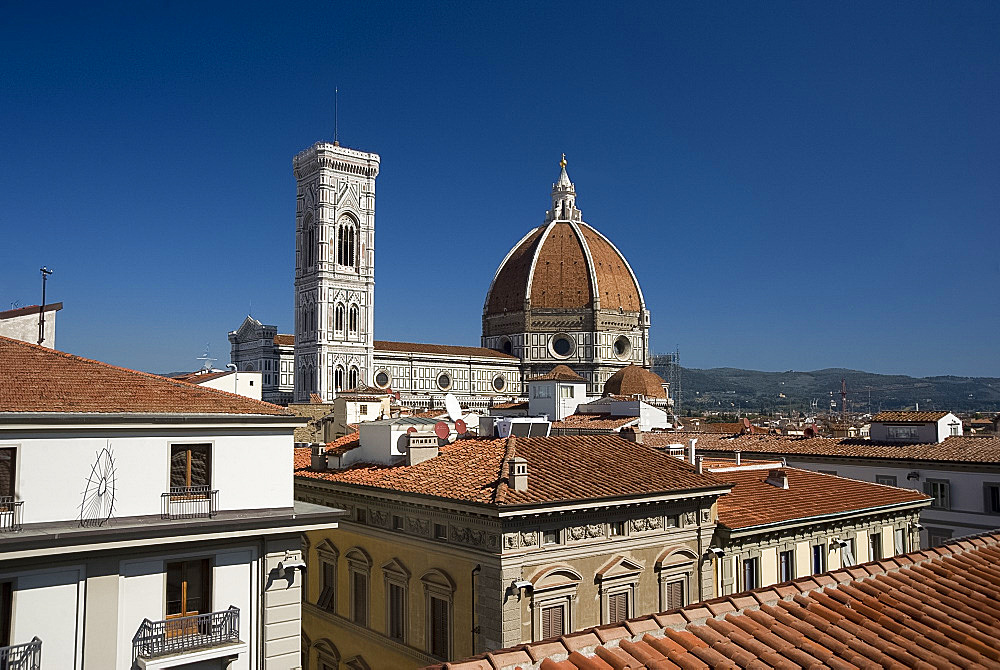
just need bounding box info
[0,497,23,532]
[160,486,218,520]
[133,607,241,665]
[0,637,42,670]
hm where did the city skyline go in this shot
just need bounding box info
[2,2,998,377]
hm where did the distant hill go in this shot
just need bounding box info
[650,364,1000,415]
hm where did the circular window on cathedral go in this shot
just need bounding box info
[437,372,453,391]
[549,334,575,359]
[492,374,506,392]
[374,370,391,389]
[613,335,632,360]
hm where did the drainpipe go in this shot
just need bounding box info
[227,363,238,394]
[471,564,482,654]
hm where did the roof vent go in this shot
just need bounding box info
[407,433,439,466]
[765,469,789,489]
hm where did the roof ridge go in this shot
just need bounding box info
[0,334,292,416]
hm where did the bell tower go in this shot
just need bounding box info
[293,142,380,401]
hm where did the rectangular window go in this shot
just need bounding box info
[665,515,679,528]
[0,581,11,648]
[923,479,951,510]
[0,449,15,499]
[842,538,856,566]
[875,474,898,487]
[356,508,366,524]
[869,533,882,561]
[609,520,625,536]
[887,426,919,441]
[984,483,1000,514]
[542,529,560,545]
[359,404,368,414]
[665,579,685,610]
[949,422,962,437]
[429,596,449,658]
[387,582,405,641]
[779,550,794,581]
[166,559,210,618]
[560,385,574,398]
[317,560,336,611]
[811,544,825,574]
[393,515,403,530]
[170,444,211,490]
[351,570,368,625]
[434,523,447,540]
[607,591,629,624]
[541,604,565,639]
[894,528,905,555]
[742,557,759,590]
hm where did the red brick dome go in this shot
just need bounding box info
[603,364,667,399]
[484,221,644,316]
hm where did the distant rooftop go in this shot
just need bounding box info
[872,410,951,422]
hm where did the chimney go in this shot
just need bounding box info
[734,450,742,465]
[687,438,698,465]
[765,469,789,489]
[695,455,704,474]
[310,443,328,470]
[508,456,528,491]
[622,426,643,443]
[407,433,440,466]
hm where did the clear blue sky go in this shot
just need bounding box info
[2,2,997,377]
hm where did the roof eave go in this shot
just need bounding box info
[718,497,932,536]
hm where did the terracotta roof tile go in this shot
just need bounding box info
[273,333,294,346]
[295,434,726,507]
[643,431,1000,465]
[872,410,949,422]
[0,335,292,416]
[531,364,587,382]
[603,365,666,399]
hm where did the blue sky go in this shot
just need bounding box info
[1,2,997,377]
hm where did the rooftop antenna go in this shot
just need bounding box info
[37,266,53,345]
[334,87,339,146]
[196,343,217,371]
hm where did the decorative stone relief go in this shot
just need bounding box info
[684,511,696,525]
[568,526,587,541]
[370,510,388,527]
[629,516,664,532]
[503,533,520,550]
[701,509,711,522]
[520,531,538,547]
[451,526,489,547]
[587,524,604,538]
[407,517,430,535]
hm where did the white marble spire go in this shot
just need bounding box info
[545,153,581,222]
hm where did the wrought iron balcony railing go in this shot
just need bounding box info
[0,497,24,532]
[132,606,239,660]
[0,637,42,670]
[161,486,218,520]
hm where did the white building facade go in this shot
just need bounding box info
[0,334,343,669]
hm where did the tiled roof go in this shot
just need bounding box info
[603,365,666,399]
[484,221,642,315]
[0,302,62,319]
[325,432,360,456]
[273,334,294,346]
[295,435,726,507]
[170,369,233,383]
[374,340,518,360]
[643,431,1000,465]
[0,335,292,416]
[490,401,528,411]
[530,364,587,382]
[872,410,950,422]
[550,415,638,431]
[715,465,929,530]
[428,531,1000,670]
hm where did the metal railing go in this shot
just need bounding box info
[132,606,239,660]
[160,486,218,520]
[0,497,24,532]
[0,637,42,670]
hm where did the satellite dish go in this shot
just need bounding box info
[742,417,751,428]
[444,393,462,422]
[434,421,451,440]
[406,426,418,434]
[455,418,467,434]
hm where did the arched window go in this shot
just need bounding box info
[346,548,372,627]
[335,303,345,332]
[655,547,698,611]
[528,565,582,641]
[382,558,410,643]
[420,569,456,660]
[334,366,345,392]
[337,216,358,267]
[349,305,359,333]
[348,366,359,390]
[312,639,340,670]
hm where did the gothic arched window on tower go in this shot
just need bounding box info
[349,305,359,333]
[306,224,316,268]
[335,303,345,332]
[348,366,359,390]
[336,216,358,268]
[334,366,345,392]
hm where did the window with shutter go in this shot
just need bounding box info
[0,449,15,499]
[387,583,405,640]
[608,592,629,624]
[665,580,684,610]
[352,571,368,625]
[317,560,336,610]
[541,605,564,639]
[430,596,449,658]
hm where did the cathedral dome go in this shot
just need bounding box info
[603,364,667,399]
[483,161,644,318]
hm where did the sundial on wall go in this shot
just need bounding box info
[80,444,117,527]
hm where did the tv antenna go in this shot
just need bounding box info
[196,344,217,371]
[38,266,53,345]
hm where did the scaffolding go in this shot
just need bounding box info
[652,347,682,415]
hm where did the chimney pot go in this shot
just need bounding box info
[734,450,741,465]
[507,456,528,491]
[695,455,704,474]
[765,468,789,489]
[687,438,698,465]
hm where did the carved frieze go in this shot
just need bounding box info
[629,516,664,532]
[504,533,520,550]
[701,509,711,522]
[520,531,538,547]
[407,517,430,535]
[369,510,388,527]
[568,524,605,541]
[684,511,696,526]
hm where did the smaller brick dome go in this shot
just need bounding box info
[603,365,667,399]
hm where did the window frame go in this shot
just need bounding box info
[166,557,211,618]
[0,447,17,500]
[168,443,212,495]
[811,543,826,574]
[875,474,898,487]
[741,556,759,591]
[778,549,795,581]
[924,478,951,510]
[421,569,455,660]
[984,482,1000,514]
[382,559,410,644]
[346,548,372,627]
